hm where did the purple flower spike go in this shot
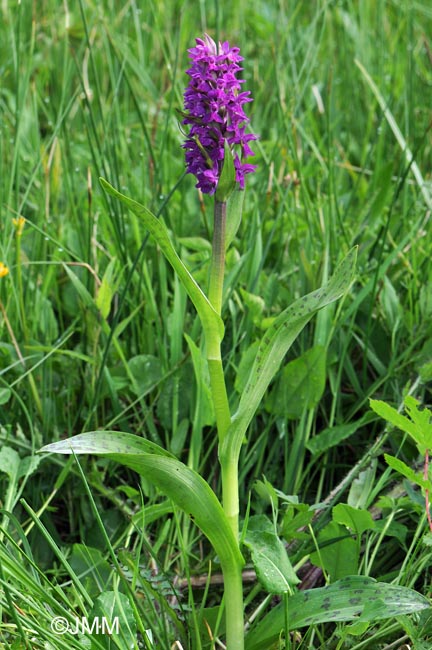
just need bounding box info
[182,34,257,196]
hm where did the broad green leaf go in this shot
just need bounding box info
[254,478,279,510]
[0,446,20,480]
[404,396,432,454]
[344,620,370,636]
[245,575,430,650]
[63,264,96,311]
[40,431,174,458]
[371,396,432,455]
[221,247,357,464]
[265,345,326,419]
[310,521,358,580]
[70,544,112,597]
[89,591,136,650]
[307,413,373,456]
[0,387,11,405]
[39,432,243,573]
[243,515,299,592]
[0,447,41,533]
[99,178,223,345]
[419,360,432,382]
[188,605,224,649]
[369,399,418,441]
[281,504,314,542]
[131,501,173,528]
[127,354,162,396]
[332,504,375,536]
[17,454,41,480]
[374,518,408,545]
[348,458,377,509]
[384,454,429,490]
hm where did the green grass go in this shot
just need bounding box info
[1,0,432,648]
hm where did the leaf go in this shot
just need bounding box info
[332,504,375,536]
[156,368,193,431]
[309,522,358,580]
[240,288,265,324]
[40,431,174,458]
[371,396,432,455]
[95,258,118,320]
[307,413,373,456]
[63,264,96,311]
[348,458,377,509]
[281,504,314,542]
[184,333,214,428]
[221,247,357,465]
[384,454,429,490]
[419,360,432,382]
[216,140,236,202]
[245,575,430,650]
[17,454,41,480]
[0,387,11,405]
[99,178,223,345]
[127,354,162,396]
[265,345,326,419]
[379,276,402,330]
[243,515,299,593]
[234,342,259,395]
[70,544,112,597]
[369,398,418,443]
[344,620,370,636]
[373,518,408,545]
[0,446,20,480]
[404,396,432,454]
[89,591,136,650]
[225,188,245,249]
[188,605,224,649]
[0,448,40,530]
[0,447,40,482]
[39,432,243,574]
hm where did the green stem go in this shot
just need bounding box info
[223,561,245,650]
[206,198,244,648]
[207,199,231,445]
[208,357,231,443]
[221,457,239,540]
[208,200,226,315]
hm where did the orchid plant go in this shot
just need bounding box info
[40,35,429,650]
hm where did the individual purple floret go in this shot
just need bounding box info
[182,34,257,195]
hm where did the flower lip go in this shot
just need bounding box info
[182,33,257,195]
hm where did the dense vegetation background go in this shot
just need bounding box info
[0,0,432,648]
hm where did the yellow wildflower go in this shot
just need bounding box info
[12,216,26,236]
[0,262,9,278]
